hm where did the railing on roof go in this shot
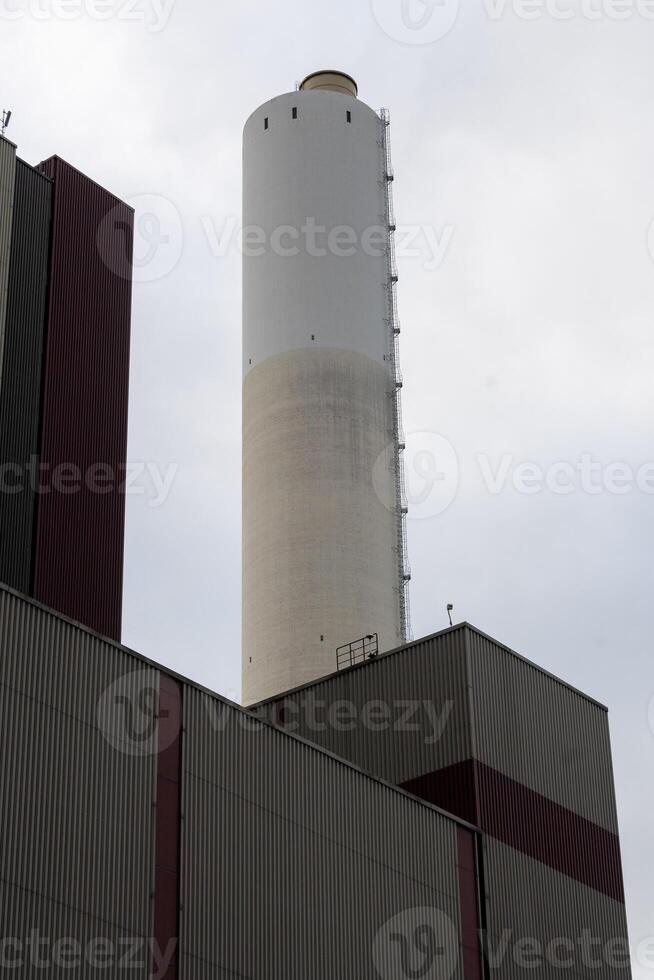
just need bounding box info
[336,633,379,671]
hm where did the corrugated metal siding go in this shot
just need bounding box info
[153,675,182,980]
[4,584,629,978]
[181,685,466,980]
[474,760,624,901]
[0,159,52,594]
[253,626,472,786]
[0,586,156,965]
[0,880,150,980]
[466,630,620,832]
[0,135,17,383]
[483,837,632,978]
[32,156,133,641]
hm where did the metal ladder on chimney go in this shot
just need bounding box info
[380,108,412,644]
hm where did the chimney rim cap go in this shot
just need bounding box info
[299,70,359,97]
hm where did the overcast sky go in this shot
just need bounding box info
[4,0,653,967]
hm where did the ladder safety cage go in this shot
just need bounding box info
[379,107,412,642]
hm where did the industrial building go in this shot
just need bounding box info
[0,582,632,978]
[0,74,634,979]
[0,582,482,979]
[0,136,133,641]
[252,624,631,971]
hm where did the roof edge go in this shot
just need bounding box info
[250,621,608,714]
[37,154,135,212]
[0,580,480,834]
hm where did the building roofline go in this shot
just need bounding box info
[250,621,608,713]
[36,154,135,212]
[0,580,480,835]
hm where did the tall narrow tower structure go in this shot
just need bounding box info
[242,72,410,705]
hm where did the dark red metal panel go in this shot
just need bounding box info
[0,159,52,594]
[401,760,479,826]
[456,827,483,980]
[403,759,625,902]
[33,156,133,641]
[474,760,625,902]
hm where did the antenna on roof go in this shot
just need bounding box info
[447,604,454,627]
[1,110,12,137]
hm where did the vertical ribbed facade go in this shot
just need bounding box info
[0,583,480,979]
[180,685,466,979]
[31,156,133,641]
[466,629,620,832]
[0,160,52,594]
[0,588,157,977]
[1,583,631,977]
[252,625,472,787]
[482,838,631,978]
[0,135,17,383]
[251,623,632,974]
[0,152,133,642]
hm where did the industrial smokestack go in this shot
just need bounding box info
[242,72,410,705]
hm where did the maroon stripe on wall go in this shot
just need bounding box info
[402,760,625,903]
[32,156,133,642]
[153,676,182,979]
[402,759,478,826]
[456,827,483,980]
[475,761,625,903]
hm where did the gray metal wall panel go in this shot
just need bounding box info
[0,159,52,594]
[256,625,622,836]
[482,837,632,978]
[467,630,619,832]
[252,627,472,785]
[0,135,17,383]
[0,587,156,953]
[181,685,466,980]
[0,880,150,979]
